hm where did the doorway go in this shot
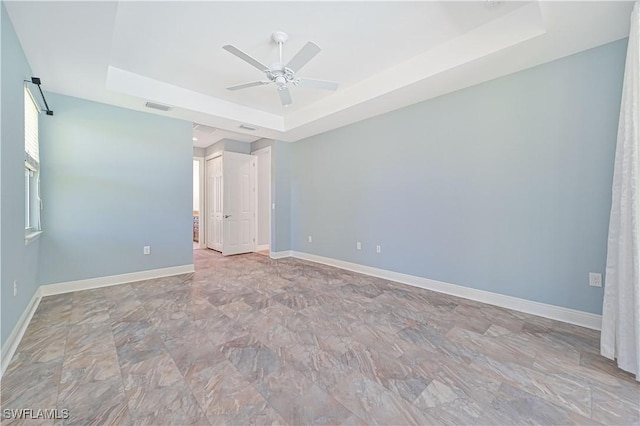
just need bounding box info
[193,158,205,249]
[206,155,223,252]
[206,152,256,255]
[252,147,271,254]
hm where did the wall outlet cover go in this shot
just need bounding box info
[589,272,602,287]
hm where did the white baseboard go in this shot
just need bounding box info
[256,244,270,252]
[40,264,195,296]
[289,251,602,331]
[1,288,42,377]
[269,250,292,260]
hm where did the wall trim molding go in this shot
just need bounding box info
[256,244,270,252]
[1,288,42,377]
[40,264,195,296]
[270,250,292,259]
[289,251,602,331]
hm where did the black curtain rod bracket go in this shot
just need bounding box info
[28,77,53,116]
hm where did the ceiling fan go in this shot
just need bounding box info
[223,31,339,106]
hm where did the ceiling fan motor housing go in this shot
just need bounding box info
[266,67,297,87]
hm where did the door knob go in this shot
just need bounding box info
[224,215,231,218]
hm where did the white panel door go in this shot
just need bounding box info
[206,156,223,252]
[222,152,255,256]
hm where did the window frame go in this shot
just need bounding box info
[24,84,42,244]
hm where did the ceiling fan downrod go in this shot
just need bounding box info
[272,31,288,66]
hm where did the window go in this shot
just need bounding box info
[24,85,41,238]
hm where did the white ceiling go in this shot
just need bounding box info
[5,1,633,145]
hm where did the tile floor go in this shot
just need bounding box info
[1,249,638,425]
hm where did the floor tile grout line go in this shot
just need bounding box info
[108,285,153,425]
[127,280,215,425]
[52,292,73,421]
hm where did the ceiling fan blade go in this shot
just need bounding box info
[299,78,339,91]
[278,86,292,106]
[226,81,270,91]
[286,42,321,73]
[223,45,268,72]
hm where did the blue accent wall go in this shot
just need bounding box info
[0,3,41,347]
[37,93,193,285]
[290,39,627,314]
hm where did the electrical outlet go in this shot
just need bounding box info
[144,246,151,255]
[13,280,17,297]
[308,236,312,243]
[376,245,381,254]
[589,272,602,287]
[356,242,361,250]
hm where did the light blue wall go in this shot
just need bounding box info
[251,139,291,252]
[204,139,251,157]
[38,93,193,285]
[0,3,41,347]
[290,39,627,314]
[224,139,251,155]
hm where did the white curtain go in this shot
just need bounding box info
[601,1,640,381]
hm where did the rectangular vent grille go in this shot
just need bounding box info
[193,123,217,134]
[145,101,172,111]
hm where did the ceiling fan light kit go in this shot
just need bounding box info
[223,31,339,106]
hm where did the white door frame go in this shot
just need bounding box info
[251,146,271,253]
[193,156,206,249]
[205,152,223,251]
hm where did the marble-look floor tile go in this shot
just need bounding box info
[56,377,130,426]
[591,387,640,425]
[468,355,594,418]
[329,373,438,425]
[60,348,121,384]
[482,382,598,425]
[1,359,62,410]
[2,249,638,425]
[414,378,487,425]
[163,329,227,375]
[126,385,209,426]
[14,324,68,364]
[222,335,283,382]
[446,326,536,367]
[120,353,184,392]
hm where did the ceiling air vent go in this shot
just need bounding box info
[193,123,217,134]
[239,124,257,131]
[145,101,172,111]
